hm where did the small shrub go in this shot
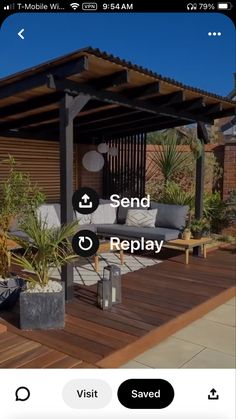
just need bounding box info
[203,192,233,233]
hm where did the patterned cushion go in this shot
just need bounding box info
[125,209,157,228]
[91,203,117,224]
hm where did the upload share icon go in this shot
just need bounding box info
[72,187,99,215]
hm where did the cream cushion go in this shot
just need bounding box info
[91,203,117,224]
[126,209,157,228]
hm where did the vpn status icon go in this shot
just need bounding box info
[70,3,80,10]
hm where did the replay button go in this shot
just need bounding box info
[63,379,112,409]
[117,379,174,409]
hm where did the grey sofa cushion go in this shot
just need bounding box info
[99,199,112,205]
[77,224,97,233]
[8,230,31,240]
[150,202,188,230]
[96,224,180,241]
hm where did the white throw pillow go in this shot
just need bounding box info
[37,204,61,228]
[126,209,157,228]
[74,211,92,225]
[91,204,117,224]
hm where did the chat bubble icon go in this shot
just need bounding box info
[15,387,30,402]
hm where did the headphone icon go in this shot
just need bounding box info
[187,3,197,10]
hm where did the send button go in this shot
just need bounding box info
[117,379,174,409]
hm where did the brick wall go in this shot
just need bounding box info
[223,142,236,200]
[146,144,225,193]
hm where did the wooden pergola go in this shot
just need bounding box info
[0,47,235,299]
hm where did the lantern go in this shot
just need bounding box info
[82,151,105,172]
[103,265,122,305]
[97,278,112,310]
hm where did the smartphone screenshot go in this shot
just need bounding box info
[0,1,235,418]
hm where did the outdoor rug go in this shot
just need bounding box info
[39,253,162,286]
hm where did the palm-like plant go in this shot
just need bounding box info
[149,130,193,185]
[162,181,194,209]
[12,215,78,287]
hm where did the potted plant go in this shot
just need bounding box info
[190,218,209,239]
[12,214,78,330]
[0,156,44,309]
[182,228,191,241]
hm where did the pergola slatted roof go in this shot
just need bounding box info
[0,47,235,141]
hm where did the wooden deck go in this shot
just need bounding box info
[0,246,235,368]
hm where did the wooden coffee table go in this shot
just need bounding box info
[164,237,212,265]
[94,240,124,273]
[7,239,20,250]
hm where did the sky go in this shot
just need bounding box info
[0,12,235,96]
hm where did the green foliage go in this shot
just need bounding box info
[190,217,210,233]
[203,192,235,233]
[160,181,194,209]
[149,131,193,184]
[0,156,44,231]
[0,156,44,279]
[12,215,78,287]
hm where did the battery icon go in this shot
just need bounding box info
[217,2,233,9]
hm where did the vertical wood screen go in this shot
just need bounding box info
[103,133,147,198]
[0,137,77,203]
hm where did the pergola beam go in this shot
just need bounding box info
[0,81,157,120]
[48,75,203,123]
[90,70,130,89]
[0,56,89,100]
[0,91,62,118]
[124,82,160,98]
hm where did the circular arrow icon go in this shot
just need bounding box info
[78,236,93,251]
[72,230,99,257]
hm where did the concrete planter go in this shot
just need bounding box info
[20,282,65,330]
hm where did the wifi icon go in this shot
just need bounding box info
[70,3,80,10]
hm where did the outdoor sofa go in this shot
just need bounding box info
[75,199,189,242]
[8,200,188,244]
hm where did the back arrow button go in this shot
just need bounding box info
[18,29,25,40]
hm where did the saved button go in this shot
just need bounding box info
[117,379,174,409]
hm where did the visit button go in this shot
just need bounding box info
[117,379,174,409]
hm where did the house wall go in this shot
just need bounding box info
[0,137,102,202]
[223,142,236,200]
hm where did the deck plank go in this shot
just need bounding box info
[0,247,235,368]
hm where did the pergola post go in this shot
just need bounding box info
[60,93,74,300]
[193,122,208,256]
[194,140,205,219]
[60,92,90,300]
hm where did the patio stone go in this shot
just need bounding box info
[121,360,152,369]
[133,337,204,368]
[182,348,235,369]
[225,297,236,306]
[173,318,235,356]
[204,304,236,327]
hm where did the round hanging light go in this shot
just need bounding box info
[82,151,105,172]
[108,146,118,157]
[97,142,109,154]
